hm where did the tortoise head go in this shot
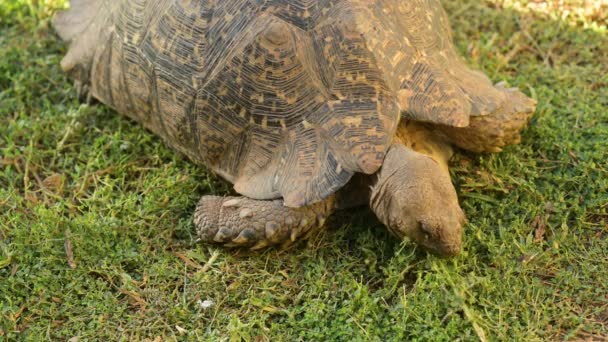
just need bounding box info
[370,144,465,256]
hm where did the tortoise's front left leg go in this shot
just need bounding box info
[194,196,336,249]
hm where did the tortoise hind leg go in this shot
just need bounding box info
[437,83,536,153]
[194,196,336,249]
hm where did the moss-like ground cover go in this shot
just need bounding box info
[1,1,607,340]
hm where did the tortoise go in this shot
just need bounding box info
[53,0,535,256]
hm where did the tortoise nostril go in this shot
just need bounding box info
[419,222,432,233]
[419,222,434,240]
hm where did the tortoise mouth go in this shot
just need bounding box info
[406,221,463,257]
[423,241,462,257]
[385,219,463,257]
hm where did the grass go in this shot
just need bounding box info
[1,0,607,340]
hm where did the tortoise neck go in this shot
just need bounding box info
[392,120,453,175]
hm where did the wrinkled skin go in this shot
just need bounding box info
[370,144,465,256]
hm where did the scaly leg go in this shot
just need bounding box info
[437,83,537,153]
[194,195,336,249]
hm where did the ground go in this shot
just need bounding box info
[0,0,607,340]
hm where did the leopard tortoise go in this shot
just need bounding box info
[54,0,536,256]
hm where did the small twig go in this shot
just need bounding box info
[174,252,204,270]
[201,250,220,273]
[174,250,219,272]
[64,229,76,269]
[119,289,148,311]
[56,116,78,153]
[72,165,117,199]
[23,139,34,194]
[463,305,488,342]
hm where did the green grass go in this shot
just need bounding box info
[1,0,607,340]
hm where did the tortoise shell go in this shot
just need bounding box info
[54,0,506,207]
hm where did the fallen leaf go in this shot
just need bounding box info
[42,173,65,194]
[25,192,38,205]
[532,215,546,243]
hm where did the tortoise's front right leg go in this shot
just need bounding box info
[194,196,336,249]
[437,84,536,153]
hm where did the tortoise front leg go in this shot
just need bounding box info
[437,83,536,153]
[194,196,336,249]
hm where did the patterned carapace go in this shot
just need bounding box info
[55,0,507,207]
